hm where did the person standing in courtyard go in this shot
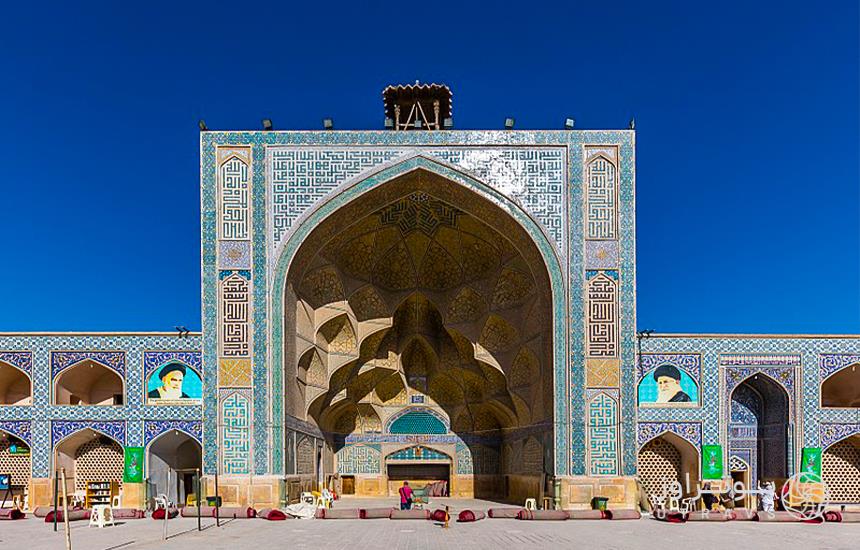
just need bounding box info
[399,481,413,510]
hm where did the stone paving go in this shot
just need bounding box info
[1,499,859,550]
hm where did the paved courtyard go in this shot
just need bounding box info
[1,498,859,550]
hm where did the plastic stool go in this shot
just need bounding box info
[524,498,537,510]
[89,505,115,528]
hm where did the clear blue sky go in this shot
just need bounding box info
[1,1,857,333]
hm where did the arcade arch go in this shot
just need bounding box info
[821,363,860,407]
[729,374,790,485]
[147,431,202,507]
[822,434,860,504]
[0,361,31,405]
[281,168,556,500]
[54,359,124,406]
[637,433,700,500]
[54,429,123,494]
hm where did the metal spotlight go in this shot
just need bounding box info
[262,118,273,131]
[564,118,575,130]
[504,117,515,130]
[323,118,334,130]
[443,117,453,129]
[384,117,394,129]
[198,119,208,131]
[629,118,635,130]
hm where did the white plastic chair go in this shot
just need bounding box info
[71,491,86,508]
[524,498,537,510]
[89,505,115,528]
[154,494,173,510]
[300,491,315,506]
[111,494,122,508]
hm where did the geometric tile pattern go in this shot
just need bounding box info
[336,443,381,474]
[268,147,567,254]
[0,333,201,477]
[586,271,618,358]
[52,420,126,447]
[640,335,860,476]
[218,358,252,387]
[218,240,252,270]
[587,391,619,475]
[218,152,251,240]
[584,240,619,269]
[585,152,618,240]
[386,445,449,461]
[220,389,251,474]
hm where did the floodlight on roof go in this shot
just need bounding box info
[323,118,334,130]
[564,118,575,130]
[262,118,273,131]
[504,117,515,130]
[198,120,208,131]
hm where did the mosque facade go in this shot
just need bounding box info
[0,85,858,510]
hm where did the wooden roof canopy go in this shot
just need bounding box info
[382,82,452,130]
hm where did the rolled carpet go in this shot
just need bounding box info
[111,508,145,519]
[181,506,215,518]
[214,507,256,519]
[824,511,841,522]
[317,508,361,519]
[0,508,25,520]
[568,510,606,520]
[488,507,526,518]
[390,509,431,520]
[457,510,485,522]
[687,510,733,522]
[360,508,394,519]
[606,509,641,520]
[839,511,860,523]
[44,509,90,522]
[257,508,288,520]
[430,509,448,522]
[732,508,757,521]
[755,511,804,522]
[652,511,686,523]
[33,506,53,518]
[151,508,179,520]
[516,509,570,520]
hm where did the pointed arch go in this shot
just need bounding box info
[53,359,125,406]
[821,361,860,408]
[0,359,32,405]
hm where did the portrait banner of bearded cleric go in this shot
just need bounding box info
[653,364,692,403]
[636,363,699,406]
[146,361,202,403]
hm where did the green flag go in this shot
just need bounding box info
[702,444,723,479]
[800,447,822,481]
[124,446,144,483]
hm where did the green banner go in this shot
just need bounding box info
[124,446,144,483]
[702,444,723,479]
[800,447,822,481]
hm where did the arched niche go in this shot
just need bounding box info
[729,373,790,482]
[821,363,860,407]
[0,362,31,405]
[822,434,860,504]
[0,430,31,491]
[54,359,124,406]
[147,430,202,506]
[637,432,700,500]
[54,428,123,494]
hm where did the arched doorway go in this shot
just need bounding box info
[822,435,860,504]
[147,431,202,507]
[0,431,30,501]
[280,167,556,502]
[0,362,31,405]
[54,429,123,503]
[821,363,860,407]
[637,433,700,500]
[54,360,124,405]
[729,375,790,487]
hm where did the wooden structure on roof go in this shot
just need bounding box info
[382,82,452,131]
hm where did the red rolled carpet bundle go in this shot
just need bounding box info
[487,507,526,518]
[0,508,25,520]
[360,508,394,519]
[257,508,288,520]
[430,509,448,522]
[516,509,570,520]
[607,509,641,520]
[456,510,485,522]
[652,511,686,523]
[44,509,90,522]
[568,509,606,520]
[316,508,361,519]
[151,508,179,520]
[390,509,430,520]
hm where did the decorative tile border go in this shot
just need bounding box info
[51,351,126,379]
[0,351,33,376]
[143,419,202,447]
[51,420,126,448]
[819,354,860,382]
[638,353,701,382]
[0,420,31,445]
[637,421,702,450]
[820,423,860,449]
[142,351,203,380]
